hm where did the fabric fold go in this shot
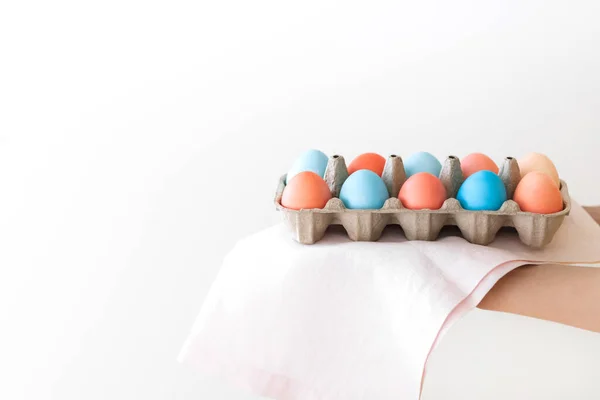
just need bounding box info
[180,202,600,400]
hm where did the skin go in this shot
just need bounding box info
[478,206,600,333]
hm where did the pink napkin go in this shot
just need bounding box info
[179,202,600,400]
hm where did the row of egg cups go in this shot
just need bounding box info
[279,154,566,215]
[275,190,569,246]
[286,150,561,189]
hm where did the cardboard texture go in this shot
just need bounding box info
[275,155,571,247]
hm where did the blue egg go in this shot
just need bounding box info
[404,151,442,177]
[286,149,329,183]
[339,169,389,209]
[456,170,507,211]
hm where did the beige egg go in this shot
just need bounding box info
[518,153,560,187]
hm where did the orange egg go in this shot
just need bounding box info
[398,172,447,210]
[518,152,560,187]
[281,171,332,210]
[460,153,499,178]
[513,171,563,214]
[347,153,386,176]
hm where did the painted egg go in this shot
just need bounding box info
[398,172,447,210]
[281,171,332,210]
[456,170,507,211]
[339,169,389,209]
[404,151,442,178]
[513,171,563,214]
[518,152,560,187]
[347,152,386,176]
[461,153,499,178]
[286,149,329,183]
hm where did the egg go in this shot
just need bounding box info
[513,172,563,214]
[460,153,499,178]
[281,171,332,210]
[339,169,389,209]
[398,172,447,210]
[456,170,507,211]
[404,151,442,178]
[518,152,560,187]
[347,152,386,176]
[286,149,329,183]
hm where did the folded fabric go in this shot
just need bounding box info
[179,202,600,400]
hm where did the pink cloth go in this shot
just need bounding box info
[179,202,600,400]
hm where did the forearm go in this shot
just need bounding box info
[478,264,600,333]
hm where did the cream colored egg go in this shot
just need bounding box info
[518,153,560,187]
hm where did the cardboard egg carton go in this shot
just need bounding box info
[274,154,571,248]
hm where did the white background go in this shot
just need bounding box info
[2,1,600,399]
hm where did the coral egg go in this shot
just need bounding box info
[398,172,447,210]
[347,153,386,176]
[281,171,332,210]
[461,153,499,178]
[513,171,563,214]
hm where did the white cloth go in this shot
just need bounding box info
[179,202,600,400]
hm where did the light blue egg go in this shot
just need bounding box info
[286,149,329,183]
[339,169,389,209]
[456,170,507,211]
[404,151,442,177]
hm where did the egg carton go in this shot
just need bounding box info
[274,154,571,248]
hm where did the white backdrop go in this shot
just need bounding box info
[2,1,600,399]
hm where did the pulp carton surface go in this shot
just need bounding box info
[275,155,570,248]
